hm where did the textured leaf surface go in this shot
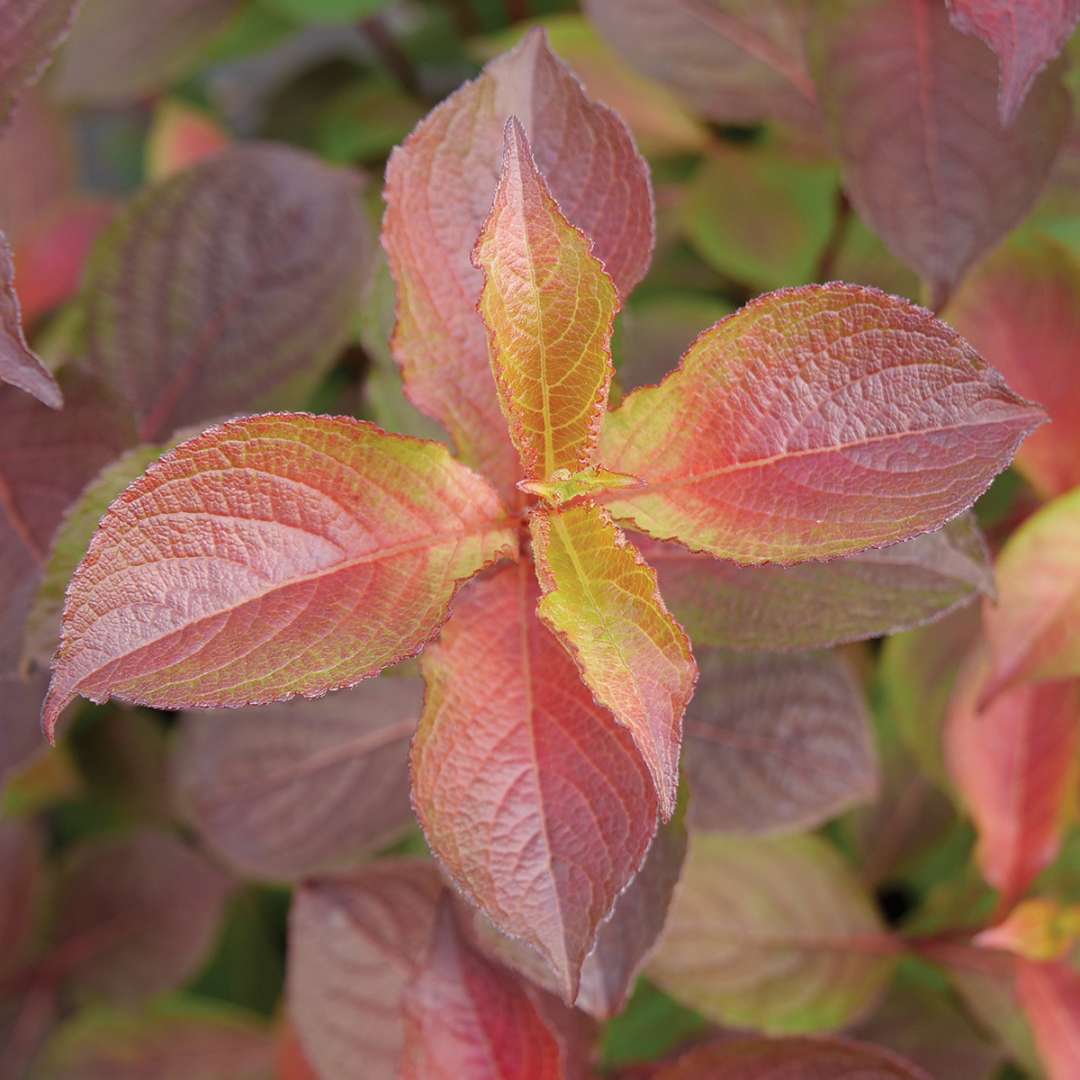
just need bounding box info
[946,235,1080,497]
[643,516,991,652]
[654,1036,933,1079]
[531,502,696,818]
[401,900,563,1080]
[288,860,441,1080]
[583,0,819,131]
[599,285,1041,563]
[43,414,516,739]
[948,0,1080,123]
[684,648,877,834]
[0,818,42,981]
[475,118,618,482]
[1017,958,1080,1078]
[383,28,653,495]
[412,562,658,1001]
[146,99,230,182]
[80,144,371,443]
[175,674,420,881]
[52,829,231,1002]
[0,232,61,407]
[945,647,1080,905]
[811,0,1070,304]
[0,0,80,132]
[981,488,1080,698]
[649,832,897,1032]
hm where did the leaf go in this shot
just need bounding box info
[0,232,61,408]
[976,899,1080,961]
[643,515,992,652]
[945,234,1080,497]
[0,0,80,132]
[0,671,49,785]
[681,139,839,290]
[42,414,516,739]
[947,0,1080,124]
[79,144,372,443]
[583,0,820,131]
[810,0,1070,305]
[980,487,1080,699]
[37,1001,275,1080]
[0,818,43,981]
[945,646,1080,906]
[145,99,230,182]
[474,118,619,483]
[51,829,232,1003]
[383,27,653,495]
[653,1036,934,1079]
[412,562,658,1002]
[683,647,877,834]
[262,0,387,22]
[1017,958,1080,1078]
[530,502,696,819]
[287,859,442,1080]
[401,899,564,1080]
[53,0,244,105]
[648,832,897,1032]
[174,673,421,881]
[598,284,1042,564]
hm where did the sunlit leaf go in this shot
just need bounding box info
[684,647,877,834]
[145,99,230,182]
[0,233,61,408]
[810,0,1070,305]
[599,284,1042,563]
[43,414,517,739]
[1017,957,1080,1078]
[0,0,80,132]
[649,832,897,1032]
[531,502,696,818]
[412,562,658,1001]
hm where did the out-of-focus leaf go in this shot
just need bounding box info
[649,832,897,1032]
[0,233,61,407]
[412,563,658,1002]
[644,516,991,652]
[51,829,232,1003]
[0,817,42,980]
[684,647,877,834]
[401,899,564,1080]
[383,27,653,496]
[599,285,1041,563]
[174,674,420,881]
[37,1000,275,1079]
[0,671,50,786]
[288,859,441,1080]
[531,503,695,820]
[653,1036,932,1079]
[600,979,708,1068]
[42,414,516,739]
[947,0,1080,124]
[831,215,921,300]
[810,0,1070,306]
[313,79,424,165]
[945,646,1080,907]
[260,0,387,23]
[53,0,245,105]
[145,99,230,182]
[1017,957,1080,1078]
[976,899,1080,962]
[79,144,372,443]
[682,139,838,290]
[583,0,820,132]
[0,0,80,132]
[946,234,1080,497]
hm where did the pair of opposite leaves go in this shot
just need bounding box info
[40,39,1042,1002]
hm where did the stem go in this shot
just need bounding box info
[814,188,851,283]
[359,15,421,100]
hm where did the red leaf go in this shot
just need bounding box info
[383,27,653,495]
[174,674,421,881]
[0,232,61,408]
[599,284,1042,563]
[945,646,1080,907]
[412,562,658,1001]
[50,829,232,1003]
[1017,958,1080,1078]
[42,414,517,739]
[684,647,877,834]
[946,235,1080,497]
[810,0,1070,304]
[287,859,442,1080]
[948,0,1080,124]
[642,516,992,651]
[401,899,564,1080]
[0,0,80,132]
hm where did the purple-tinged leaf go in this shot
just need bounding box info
[0,0,80,133]
[0,670,50,785]
[810,0,1070,305]
[0,818,43,981]
[288,859,441,1080]
[684,647,878,834]
[174,674,420,881]
[0,233,61,408]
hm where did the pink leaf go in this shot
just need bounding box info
[1017,958,1080,1078]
